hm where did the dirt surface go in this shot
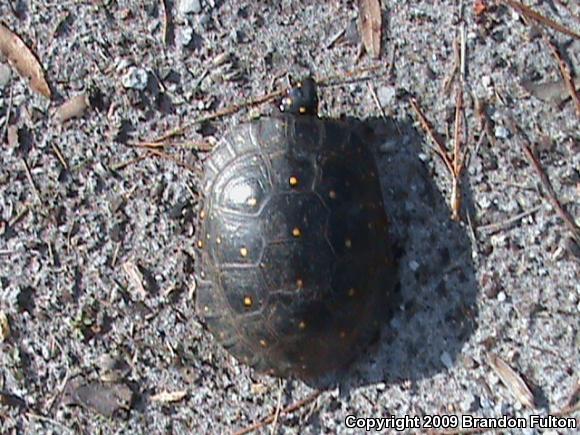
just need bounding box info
[0,1,579,434]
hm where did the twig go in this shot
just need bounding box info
[233,391,321,435]
[523,145,580,241]
[22,158,42,202]
[1,83,14,141]
[45,370,70,413]
[465,210,478,252]
[409,98,454,173]
[147,65,385,144]
[110,155,148,171]
[477,205,543,234]
[128,140,214,152]
[51,143,69,170]
[8,205,29,227]
[149,88,286,143]
[270,379,284,435]
[451,85,466,221]
[367,82,389,123]
[26,413,74,434]
[410,28,469,222]
[146,148,197,172]
[443,37,460,94]
[541,35,580,117]
[160,0,171,46]
[501,0,580,39]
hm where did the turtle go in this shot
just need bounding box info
[194,79,397,379]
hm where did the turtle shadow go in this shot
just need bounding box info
[303,115,480,392]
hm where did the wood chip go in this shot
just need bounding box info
[7,124,19,148]
[501,0,580,40]
[122,261,147,298]
[63,380,134,418]
[150,390,188,403]
[358,0,382,58]
[0,311,10,342]
[54,94,89,123]
[0,23,51,98]
[487,353,536,408]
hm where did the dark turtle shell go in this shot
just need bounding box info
[195,115,397,379]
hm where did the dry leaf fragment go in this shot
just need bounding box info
[150,390,188,403]
[358,0,382,58]
[487,353,536,408]
[55,94,89,123]
[521,79,578,106]
[0,23,51,98]
[122,261,147,298]
[63,380,134,418]
[0,311,10,342]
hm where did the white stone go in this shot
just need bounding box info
[122,67,148,91]
[179,0,202,15]
[494,125,510,139]
[178,26,194,46]
[377,85,396,107]
[0,63,11,88]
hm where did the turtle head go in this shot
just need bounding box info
[279,78,318,116]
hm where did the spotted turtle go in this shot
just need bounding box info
[195,79,397,379]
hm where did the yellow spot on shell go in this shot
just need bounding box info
[296,279,304,289]
[204,306,209,312]
[197,240,203,249]
[216,237,222,245]
[347,288,355,297]
[240,247,248,257]
[292,227,301,237]
[200,210,205,219]
[247,197,257,207]
[298,321,306,330]
[289,176,299,187]
[243,296,253,307]
[299,106,306,114]
[329,190,337,199]
[259,339,267,347]
[345,239,352,249]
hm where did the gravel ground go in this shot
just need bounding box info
[0,1,578,434]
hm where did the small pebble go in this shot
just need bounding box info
[494,125,510,139]
[122,67,148,91]
[179,0,202,15]
[177,26,194,47]
[460,394,475,412]
[409,260,420,272]
[477,196,492,209]
[0,63,11,88]
[377,85,396,107]
[497,291,506,302]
